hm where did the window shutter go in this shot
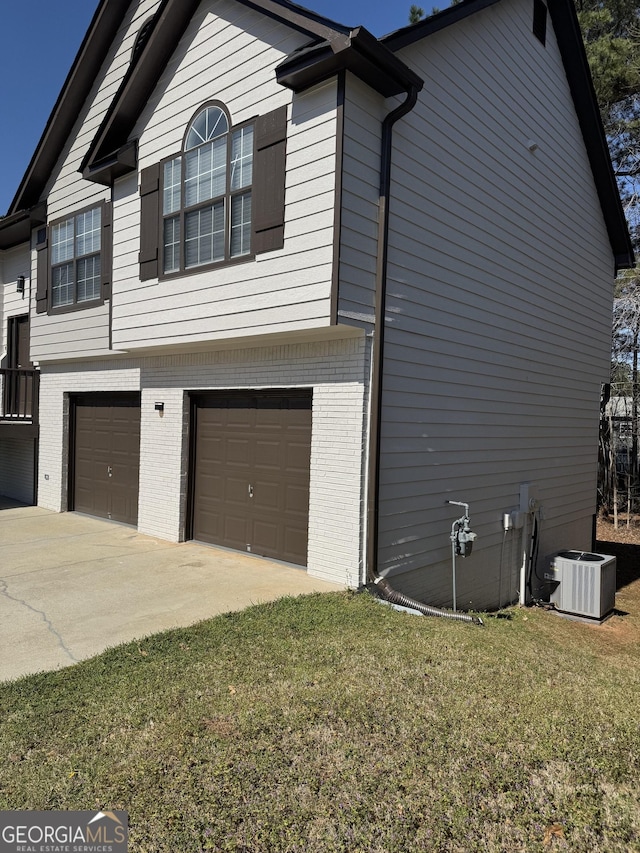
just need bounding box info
[101,201,113,301]
[253,106,287,255]
[35,227,49,315]
[139,163,160,280]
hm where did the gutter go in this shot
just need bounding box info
[0,202,47,251]
[364,83,482,626]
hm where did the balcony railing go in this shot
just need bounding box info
[0,369,39,423]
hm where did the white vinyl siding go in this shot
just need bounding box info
[30,0,162,363]
[377,0,615,609]
[30,0,339,362]
[1,246,31,355]
[111,0,337,351]
[337,74,385,328]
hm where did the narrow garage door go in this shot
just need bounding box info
[72,393,141,525]
[190,392,312,566]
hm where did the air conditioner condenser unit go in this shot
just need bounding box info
[548,551,616,621]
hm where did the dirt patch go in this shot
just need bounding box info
[596,516,640,589]
[596,514,640,546]
[589,517,640,654]
[533,516,640,659]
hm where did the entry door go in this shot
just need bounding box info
[72,394,141,525]
[5,316,32,416]
[191,393,312,565]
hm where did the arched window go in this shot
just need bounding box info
[139,104,287,282]
[161,103,254,273]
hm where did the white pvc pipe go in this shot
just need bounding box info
[519,513,528,605]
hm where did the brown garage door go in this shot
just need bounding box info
[72,393,141,525]
[190,392,312,566]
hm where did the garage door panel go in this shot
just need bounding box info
[226,438,252,466]
[197,438,224,466]
[193,508,220,539]
[109,491,136,525]
[92,491,110,519]
[254,439,281,468]
[191,393,311,566]
[225,476,250,504]
[111,431,140,457]
[285,483,310,513]
[72,394,140,526]
[286,441,313,472]
[283,527,308,563]
[251,519,280,556]
[198,474,224,499]
[75,477,104,515]
[256,410,284,428]
[251,479,282,512]
[223,515,249,548]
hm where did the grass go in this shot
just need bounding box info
[1,587,639,852]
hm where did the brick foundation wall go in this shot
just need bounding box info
[37,335,369,587]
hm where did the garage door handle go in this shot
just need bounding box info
[107,466,113,478]
[248,484,254,498]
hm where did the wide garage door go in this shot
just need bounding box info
[190,392,312,566]
[71,393,141,525]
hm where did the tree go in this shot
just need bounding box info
[409,5,425,23]
[575,0,640,246]
[610,269,640,508]
[576,1,640,514]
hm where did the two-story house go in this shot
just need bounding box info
[0,0,632,612]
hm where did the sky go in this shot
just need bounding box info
[0,0,415,215]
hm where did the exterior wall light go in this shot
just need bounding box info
[16,276,25,294]
[154,401,165,413]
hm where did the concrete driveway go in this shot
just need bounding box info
[0,498,343,683]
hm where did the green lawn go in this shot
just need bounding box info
[1,591,639,852]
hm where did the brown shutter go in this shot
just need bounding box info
[139,163,160,280]
[35,227,49,315]
[253,106,287,255]
[101,201,113,301]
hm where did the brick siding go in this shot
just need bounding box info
[37,335,369,587]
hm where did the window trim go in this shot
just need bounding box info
[38,200,112,316]
[158,101,256,281]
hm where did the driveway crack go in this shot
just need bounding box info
[0,578,78,664]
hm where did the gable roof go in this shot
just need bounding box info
[79,0,384,185]
[0,0,633,269]
[0,0,352,223]
[382,0,634,271]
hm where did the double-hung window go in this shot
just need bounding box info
[50,206,102,307]
[161,103,254,275]
[36,200,112,315]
